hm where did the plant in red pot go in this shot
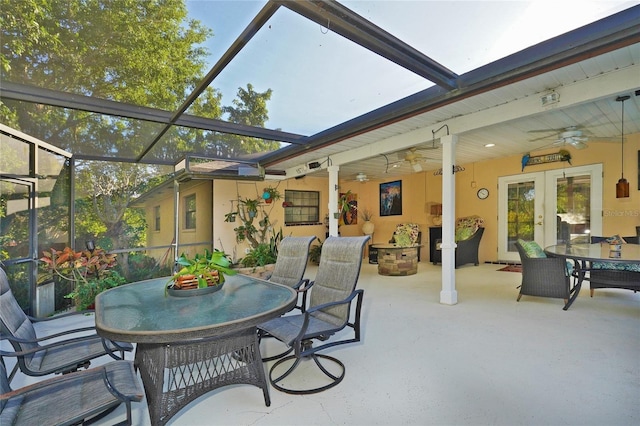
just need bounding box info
[166,249,236,296]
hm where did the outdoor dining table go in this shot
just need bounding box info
[95,274,296,426]
[544,243,640,310]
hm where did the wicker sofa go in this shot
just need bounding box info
[588,235,640,296]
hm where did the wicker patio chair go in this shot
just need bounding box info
[433,216,484,268]
[0,268,132,383]
[0,358,143,426]
[269,235,317,312]
[258,235,370,394]
[515,240,570,304]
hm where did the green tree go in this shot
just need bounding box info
[0,0,277,278]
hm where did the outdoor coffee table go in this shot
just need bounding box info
[95,274,296,425]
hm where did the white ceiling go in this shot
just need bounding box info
[268,44,640,182]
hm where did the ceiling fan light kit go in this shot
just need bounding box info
[615,95,630,199]
[355,172,369,182]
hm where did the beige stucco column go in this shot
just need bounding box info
[328,165,340,237]
[440,134,458,305]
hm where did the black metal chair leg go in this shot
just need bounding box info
[269,353,345,395]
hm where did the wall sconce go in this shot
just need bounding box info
[615,95,630,198]
[85,240,95,252]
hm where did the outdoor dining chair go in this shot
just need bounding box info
[0,358,143,425]
[259,235,317,362]
[258,235,370,394]
[514,240,570,304]
[268,235,317,312]
[0,268,133,383]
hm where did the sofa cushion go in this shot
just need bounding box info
[393,223,420,246]
[517,239,546,258]
[591,262,640,273]
[454,216,484,242]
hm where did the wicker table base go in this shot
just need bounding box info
[135,327,269,426]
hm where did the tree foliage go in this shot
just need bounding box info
[0,0,279,278]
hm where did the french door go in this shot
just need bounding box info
[497,164,603,262]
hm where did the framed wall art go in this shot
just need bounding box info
[380,180,402,216]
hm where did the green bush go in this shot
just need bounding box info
[240,243,277,267]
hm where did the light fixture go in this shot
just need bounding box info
[616,95,630,198]
[484,143,495,148]
[412,162,423,172]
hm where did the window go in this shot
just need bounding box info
[154,206,161,231]
[284,190,320,225]
[185,194,196,229]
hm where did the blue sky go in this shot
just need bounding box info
[185,1,635,136]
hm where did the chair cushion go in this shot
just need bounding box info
[393,224,420,246]
[591,262,640,272]
[517,239,547,258]
[455,216,484,242]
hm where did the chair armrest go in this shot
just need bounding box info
[294,278,312,292]
[101,361,144,403]
[27,309,95,323]
[304,289,361,315]
[0,334,113,358]
[293,289,363,342]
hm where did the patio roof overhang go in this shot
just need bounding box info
[1,1,639,174]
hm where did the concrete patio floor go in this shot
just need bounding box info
[6,261,639,425]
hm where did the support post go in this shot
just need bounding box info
[440,134,458,305]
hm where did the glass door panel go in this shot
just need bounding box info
[0,177,35,310]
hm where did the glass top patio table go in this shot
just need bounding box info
[95,274,296,344]
[544,243,640,310]
[544,243,640,263]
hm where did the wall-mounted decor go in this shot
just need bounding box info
[521,150,571,171]
[339,192,358,225]
[380,180,402,216]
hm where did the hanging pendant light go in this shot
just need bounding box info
[615,95,630,198]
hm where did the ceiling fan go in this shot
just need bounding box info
[529,126,589,150]
[354,172,369,182]
[386,147,435,172]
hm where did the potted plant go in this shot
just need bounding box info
[262,186,281,204]
[309,240,323,264]
[360,209,375,235]
[40,246,124,311]
[240,198,260,219]
[335,190,355,219]
[167,249,236,295]
[224,211,237,223]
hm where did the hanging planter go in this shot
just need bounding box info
[262,186,281,204]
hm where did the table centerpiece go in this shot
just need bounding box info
[166,249,236,297]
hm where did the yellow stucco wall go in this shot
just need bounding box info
[141,132,639,265]
[212,177,330,262]
[338,132,639,263]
